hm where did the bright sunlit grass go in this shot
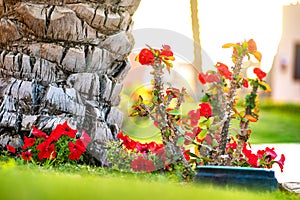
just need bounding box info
[0,161,298,200]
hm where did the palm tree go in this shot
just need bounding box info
[190,0,202,73]
[0,0,141,164]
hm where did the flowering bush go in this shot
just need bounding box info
[5,121,91,166]
[107,40,285,179]
[183,39,285,171]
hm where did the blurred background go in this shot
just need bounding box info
[118,0,300,145]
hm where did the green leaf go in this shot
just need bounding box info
[186,151,199,158]
[201,94,209,102]
[198,129,208,140]
[176,136,185,146]
[235,45,243,56]
[165,129,171,137]
[167,109,181,115]
[205,117,214,128]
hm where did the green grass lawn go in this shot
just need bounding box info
[0,160,299,200]
[249,108,300,144]
[121,100,300,144]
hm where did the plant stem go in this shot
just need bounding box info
[234,83,258,159]
[218,55,244,156]
[152,59,193,173]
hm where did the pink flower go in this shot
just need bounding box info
[188,109,201,126]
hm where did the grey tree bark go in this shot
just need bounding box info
[0,0,140,165]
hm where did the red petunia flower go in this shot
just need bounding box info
[216,62,232,80]
[117,132,137,151]
[53,121,77,139]
[22,151,33,161]
[242,143,258,167]
[277,154,285,172]
[137,48,155,65]
[265,147,277,160]
[31,126,48,138]
[6,144,16,153]
[199,103,212,118]
[253,68,267,80]
[68,140,86,160]
[22,136,36,150]
[36,141,56,160]
[130,156,155,172]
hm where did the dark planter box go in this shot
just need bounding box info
[194,166,278,191]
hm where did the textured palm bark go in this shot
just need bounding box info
[0,0,141,165]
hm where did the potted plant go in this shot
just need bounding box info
[182,39,285,190]
[106,40,285,189]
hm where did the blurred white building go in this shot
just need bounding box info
[271,4,300,102]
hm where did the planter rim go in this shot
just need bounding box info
[196,165,275,172]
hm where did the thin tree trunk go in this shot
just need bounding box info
[190,0,202,72]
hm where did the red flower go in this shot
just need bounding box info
[37,141,56,160]
[242,143,258,167]
[22,151,33,161]
[199,103,212,118]
[31,126,48,138]
[265,147,277,160]
[135,142,149,154]
[147,141,163,153]
[198,72,220,84]
[53,121,77,139]
[117,132,137,150]
[226,137,237,150]
[160,45,173,58]
[131,156,155,172]
[277,154,285,172]
[188,109,201,126]
[166,87,180,98]
[79,130,91,148]
[22,136,36,150]
[6,144,16,153]
[183,149,191,161]
[242,78,249,88]
[68,140,86,160]
[198,73,207,84]
[184,131,196,145]
[137,48,155,65]
[253,68,266,80]
[216,62,232,80]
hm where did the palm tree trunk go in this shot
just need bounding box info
[190,0,202,72]
[0,0,141,165]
